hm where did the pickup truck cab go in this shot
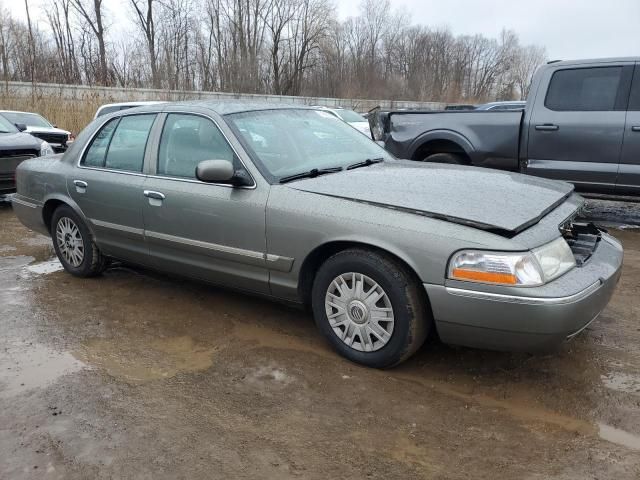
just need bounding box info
[371,57,640,195]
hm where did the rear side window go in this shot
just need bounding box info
[83,118,118,167]
[157,113,236,178]
[545,67,622,111]
[82,114,155,172]
[629,68,640,111]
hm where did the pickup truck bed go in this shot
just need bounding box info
[371,56,640,195]
[378,110,523,171]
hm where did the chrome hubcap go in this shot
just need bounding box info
[325,272,395,352]
[56,217,84,267]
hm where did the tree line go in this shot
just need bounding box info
[0,0,547,102]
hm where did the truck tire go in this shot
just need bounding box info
[423,152,466,165]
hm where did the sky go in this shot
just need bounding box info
[7,0,640,61]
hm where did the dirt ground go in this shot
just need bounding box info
[1,198,640,479]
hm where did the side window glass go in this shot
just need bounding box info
[104,114,156,172]
[158,113,236,178]
[545,67,622,111]
[629,68,640,111]
[82,118,119,167]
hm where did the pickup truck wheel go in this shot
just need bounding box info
[51,205,106,277]
[423,152,465,164]
[312,249,430,368]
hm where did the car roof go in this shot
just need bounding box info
[548,56,640,67]
[124,100,321,116]
[0,110,47,116]
[98,101,167,109]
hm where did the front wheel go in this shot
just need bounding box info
[51,205,106,277]
[311,249,431,368]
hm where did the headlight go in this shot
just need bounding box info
[531,236,576,283]
[448,237,575,287]
[40,141,54,156]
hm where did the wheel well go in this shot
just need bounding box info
[298,241,424,307]
[42,199,66,233]
[412,139,470,163]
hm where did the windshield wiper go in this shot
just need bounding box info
[279,167,343,184]
[346,157,384,170]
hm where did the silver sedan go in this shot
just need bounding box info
[12,102,623,367]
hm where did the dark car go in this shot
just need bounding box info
[371,57,640,195]
[0,115,54,195]
[0,110,71,153]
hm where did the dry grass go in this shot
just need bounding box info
[0,91,104,135]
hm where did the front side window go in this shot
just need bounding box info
[82,114,155,171]
[158,113,236,178]
[545,67,623,111]
[226,109,393,182]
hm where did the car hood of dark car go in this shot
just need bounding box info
[285,161,575,235]
[0,132,42,151]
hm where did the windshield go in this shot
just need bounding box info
[335,109,366,123]
[0,114,18,133]
[226,109,393,182]
[1,111,52,128]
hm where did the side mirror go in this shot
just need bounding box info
[196,159,234,183]
[15,123,27,132]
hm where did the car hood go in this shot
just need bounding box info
[0,132,42,151]
[25,126,71,135]
[285,161,574,235]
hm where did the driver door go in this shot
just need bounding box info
[142,112,270,294]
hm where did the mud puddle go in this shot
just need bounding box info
[0,341,86,398]
[75,335,216,383]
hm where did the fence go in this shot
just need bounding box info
[1,81,444,132]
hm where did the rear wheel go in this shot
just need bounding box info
[423,152,465,164]
[311,249,430,368]
[51,205,106,277]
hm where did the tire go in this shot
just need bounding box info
[51,205,106,277]
[311,249,431,368]
[423,152,465,164]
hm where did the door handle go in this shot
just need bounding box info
[144,190,165,200]
[632,126,640,132]
[535,124,559,131]
[73,180,87,193]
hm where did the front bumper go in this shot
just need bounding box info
[424,233,623,352]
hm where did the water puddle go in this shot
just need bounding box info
[0,342,86,398]
[0,255,35,272]
[598,423,640,451]
[601,372,640,395]
[26,258,64,275]
[75,336,216,383]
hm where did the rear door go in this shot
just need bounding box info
[67,113,157,263]
[527,63,633,193]
[617,64,640,194]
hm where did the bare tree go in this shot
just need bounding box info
[512,45,547,99]
[129,0,160,88]
[70,0,108,85]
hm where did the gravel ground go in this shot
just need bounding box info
[1,198,640,479]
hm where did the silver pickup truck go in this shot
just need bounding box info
[370,57,640,195]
